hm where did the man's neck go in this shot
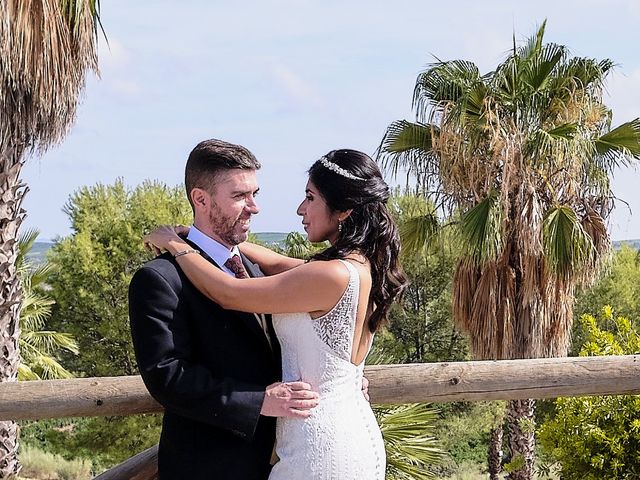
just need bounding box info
[188,226,241,276]
[192,220,232,250]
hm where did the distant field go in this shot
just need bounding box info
[27,232,291,265]
[253,232,288,245]
[26,242,54,265]
[613,239,640,250]
[25,236,640,266]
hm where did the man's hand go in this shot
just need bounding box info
[261,381,319,418]
[361,376,370,402]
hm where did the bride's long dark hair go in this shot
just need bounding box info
[309,149,408,333]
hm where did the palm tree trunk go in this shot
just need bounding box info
[488,424,503,480]
[506,399,535,480]
[0,152,27,478]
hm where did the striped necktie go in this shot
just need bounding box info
[224,254,249,279]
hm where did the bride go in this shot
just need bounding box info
[144,149,408,479]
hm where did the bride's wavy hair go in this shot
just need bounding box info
[308,149,408,333]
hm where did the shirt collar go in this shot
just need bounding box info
[187,225,239,275]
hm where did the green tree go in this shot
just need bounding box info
[572,245,640,353]
[17,229,78,381]
[0,2,101,474]
[385,194,468,364]
[48,179,191,377]
[538,306,640,479]
[36,179,191,468]
[378,21,640,479]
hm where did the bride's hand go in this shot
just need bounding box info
[143,225,186,255]
[174,225,190,237]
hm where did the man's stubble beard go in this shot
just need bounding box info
[208,202,250,247]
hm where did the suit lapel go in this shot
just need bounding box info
[240,253,278,354]
[240,254,262,279]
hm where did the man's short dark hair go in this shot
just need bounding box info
[185,139,261,209]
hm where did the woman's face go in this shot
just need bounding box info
[297,180,341,244]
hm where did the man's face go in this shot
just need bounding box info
[197,169,260,248]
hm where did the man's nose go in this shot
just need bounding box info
[245,196,260,214]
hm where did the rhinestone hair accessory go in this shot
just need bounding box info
[318,157,366,181]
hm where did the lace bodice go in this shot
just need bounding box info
[311,260,360,362]
[269,259,385,480]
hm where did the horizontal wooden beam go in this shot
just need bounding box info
[0,375,161,421]
[93,445,157,480]
[367,354,640,403]
[3,355,640,421]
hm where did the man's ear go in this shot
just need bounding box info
[190,188,209,211]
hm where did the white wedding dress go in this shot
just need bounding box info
[269,260,385,480]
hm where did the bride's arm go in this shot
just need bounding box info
[239,242,304,275]
[146,227,347,315]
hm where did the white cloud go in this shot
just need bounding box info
[268,62,324,110]
[99,36,130,70]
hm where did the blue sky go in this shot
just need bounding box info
[23,0,640,240]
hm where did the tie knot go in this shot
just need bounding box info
[224,255,249,279]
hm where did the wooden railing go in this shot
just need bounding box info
[5,355,640,479]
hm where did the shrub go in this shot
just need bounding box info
[19,444,92,480]
[538,306,640,479]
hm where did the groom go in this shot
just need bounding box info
[129,139,319,479]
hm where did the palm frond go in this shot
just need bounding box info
[377,120,437,181]
[23,354,74,380]
[543,205,594,277]
[521,43,566,94]
[27,261,56,287]
[377,403,447,479]
[459,191,503,265]
[380,120,433,154]
[17,364,39,381]
[526,123,578,162]
[17,228,40,268]
[399,213,441,258]
[17,229,78,380]
[413,60,481,117]
[459,81,489,122]
[20,331,79,355]
[518,20,547,61]
[20,292,54,331]
[594,118,640,170]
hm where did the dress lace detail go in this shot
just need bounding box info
[311,261,359,362]
[269,260,385,480]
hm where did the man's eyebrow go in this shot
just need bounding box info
[231,187,260,195]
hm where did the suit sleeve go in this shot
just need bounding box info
[128,264,265,440]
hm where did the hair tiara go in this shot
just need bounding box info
[318,157,366,181]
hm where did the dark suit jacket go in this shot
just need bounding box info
[129,244,281,480]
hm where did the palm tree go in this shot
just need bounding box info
[17,229,78,381]
[273,231,327,258]
[0,1,100,476]
[378,21,640,479]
